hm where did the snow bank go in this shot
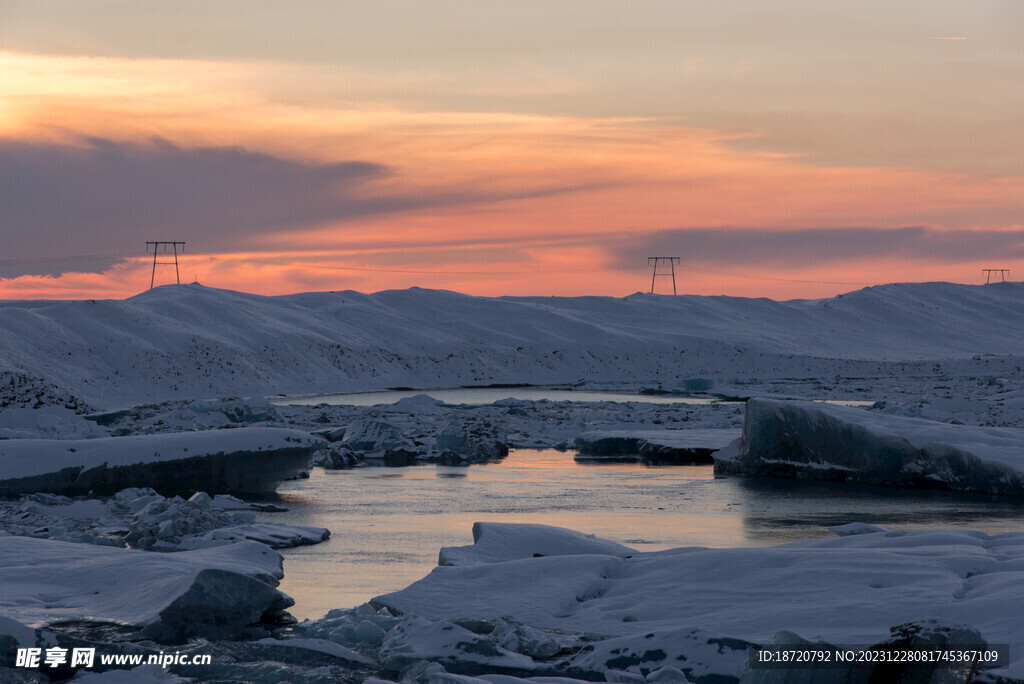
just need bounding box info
[0,427,323,496]
[0,537,291,642]
[377,523,1024,680]
[715,399,1024,495]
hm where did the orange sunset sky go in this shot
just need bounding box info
[1,1,1022,300]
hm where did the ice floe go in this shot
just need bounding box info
[0,427,324,496]
[574,428,739,463]
[438,522,634,566]
[376,523,1024,681]
[715,398,1024,495]
[0,537,291,642]
[0,487,328,551]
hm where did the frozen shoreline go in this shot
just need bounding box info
[4,521,1021,683]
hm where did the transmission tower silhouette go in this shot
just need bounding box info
[146,241,186,289]
[648,256,680,294]
[982,268,1009,284]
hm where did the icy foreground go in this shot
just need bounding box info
[3,523,1023,682]
[376,523,1024,681]
[3,281,1024,409]
[0,537,290,642]
[716,399,1024,495]
[0,427,323,496]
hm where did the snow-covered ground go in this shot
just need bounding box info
[2,281,1024,410]
[1,282,1023,682]
[374,522,1024,681]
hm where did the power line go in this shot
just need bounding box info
[982,268,1009,284]
[674,260,872,287]
[299,263,649,276]
[145,241,185,289]
[648,256,680,294]
[0,252,139,266]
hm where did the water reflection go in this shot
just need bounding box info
[262,449,1023,621]
[734,478,1024,543]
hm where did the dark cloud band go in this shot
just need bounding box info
[0,136,594,278]
[608,226,1024,268]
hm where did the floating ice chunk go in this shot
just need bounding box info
[379,616,537,673]
[291,604,401,647]
[490,617,574,659]
[574,428,739,463]
[716,399,1024,496]
[187,491,212,510]
[0,537,290,642]
[438,522,634,566]
[254,637,373,665]
[124,493,325,551]
[210,494,286,512]
[176,522,330,550]
[342,420,408,451]
[311,444,360,469]
[435,420,508,462]
[355,619,387,645]
[387,394,450,414]
[190,397,281,424]
[0,427,323,496]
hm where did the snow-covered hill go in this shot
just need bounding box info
[2,282,1022,410]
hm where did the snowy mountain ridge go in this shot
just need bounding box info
[2,281,1022,410]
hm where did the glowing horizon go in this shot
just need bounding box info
[2,2,1022,301]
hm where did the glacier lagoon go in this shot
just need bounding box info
[272,386,721,407]
[259,448,1024,621]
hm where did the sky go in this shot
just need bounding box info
[1,0,1022,300]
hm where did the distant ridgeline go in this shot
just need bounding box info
[0,281,1022,410]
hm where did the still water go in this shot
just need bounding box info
[272,387,718,407]
[261,449,1024,621]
